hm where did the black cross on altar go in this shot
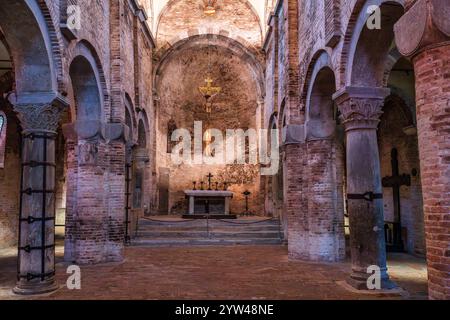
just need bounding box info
[207,173,214,190]
[382,148,411,252]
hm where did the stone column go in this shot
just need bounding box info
[13,103,63,295]
[394,0,450,300]
[333,87,396,290]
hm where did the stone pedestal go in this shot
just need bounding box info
[333,87,396,290]
[394,0,450,300]
[184,190,234,215]
[13,103,64,295]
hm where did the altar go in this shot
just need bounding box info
[184,190,234,218]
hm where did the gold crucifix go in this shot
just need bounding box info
[198,77,221,101]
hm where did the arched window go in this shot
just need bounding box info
[0,111,6,168]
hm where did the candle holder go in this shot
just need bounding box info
[243,190,251,216]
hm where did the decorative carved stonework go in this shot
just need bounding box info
[14,104,63,132]
[333,87,390,132]
[338,98,384,131]
[394,0,450,58]
[77,142,98,166]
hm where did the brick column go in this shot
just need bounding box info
[333,87,396,290]
[306,137,346,261]
[62,121,127,264]
[13,102,64,295]
[394,0,450,300]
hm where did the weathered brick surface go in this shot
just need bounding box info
[412,45,450,300]
[157,0,262,47]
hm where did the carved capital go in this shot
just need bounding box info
[333,87,389,131]
[338,98,384,131]
[14,104,63,132]
[394,0,450,58]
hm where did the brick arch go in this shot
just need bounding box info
[154,34,265,99]
[156,0,263,48]
[383,93,415,127]
[38,0,65,93]
[382,47,404,87]
[68,40,109,123]
[339,0,405,88]
[301,49,336,112]
[0,0,60,95]
[305,57,337,140]
[137,111,149,149]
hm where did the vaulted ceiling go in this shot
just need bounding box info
[138,0,276,48]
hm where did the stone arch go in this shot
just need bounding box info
[68,41,106,123]
[155,34,265,100]
[0,0,59,95]
[156,0,263,48]
[340,0,405,87]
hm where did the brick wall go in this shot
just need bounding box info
[413,45,450,300]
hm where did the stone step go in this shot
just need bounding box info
[132,218,284,247]
[138,225,280,232]
[131,238,284,247]
[135,230,283,239]
[138,219,280,227]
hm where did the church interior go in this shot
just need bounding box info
[0,0,449,300]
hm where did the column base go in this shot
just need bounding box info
[13,278,59,296]
[347,270,397,290]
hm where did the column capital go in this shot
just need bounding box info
[394,0,450,58]
[13,103,64,133]
[9,92,68,133]
[333,87,390,131]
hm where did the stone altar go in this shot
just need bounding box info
[184,190,234,216]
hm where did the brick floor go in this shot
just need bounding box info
[0,245,428,300]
